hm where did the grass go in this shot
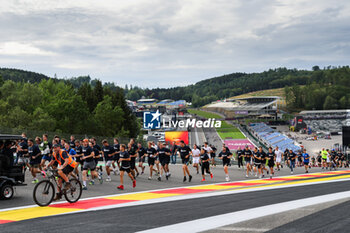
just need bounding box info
[188,109,246,139]
[187,109,222,119]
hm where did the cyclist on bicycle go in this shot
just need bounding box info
[44,144,77,200]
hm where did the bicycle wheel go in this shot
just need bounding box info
[33,180,55,207]
[64,178,82,203]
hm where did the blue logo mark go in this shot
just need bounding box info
[143,110,161,129]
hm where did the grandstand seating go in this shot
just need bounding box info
[249,122,301,152]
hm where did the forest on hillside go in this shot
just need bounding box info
[0,76,139,138]
[1,66,350,111]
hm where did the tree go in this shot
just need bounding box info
[323,95,338,110]
[94,96,124,136]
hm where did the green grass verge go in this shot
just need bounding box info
[188,109,246,139]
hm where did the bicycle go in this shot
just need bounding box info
[33,168,82,207]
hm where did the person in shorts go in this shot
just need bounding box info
[192,144,201,174]
[218,145,232,181]
[157,142,171,181]
[178,140,192,182]
[253,147,262,178]
[266,147,275,179]
[146,142,157,180]
[117,144,136,190]
[39,134,52,169]
[243,145,252,178]
[200,147,213,182]
[102,139,116,182]
[73,140,83,176]
[137,142,146,175]
[44,144,77,200]
[113,138,121,175]
[28,139,42,183]
[81,139,98,190]
[128,139,139,177]
[302,148,310,173]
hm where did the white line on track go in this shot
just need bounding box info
[137,191,350,233]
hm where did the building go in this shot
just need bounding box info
[204,96,281,119]
[299,109,350,133]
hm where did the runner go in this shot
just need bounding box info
[117,144,136,190]
[81,139,99,190]
[102,139,116,182]
[90,141,103,184]
[321,148,328,169]
[252,147,262,178]
[17,137,29,170]
[274,146,283,171]
[200,147,213,182]
[259,146,268,177]
[146,142,158,180]
[210,144,217,166]
[302,148,310,173]
[28,139,42,183]
[128,139,139,177]
[74,140,83,177]
[191,144,201,174]
[69,135,76,149]
[157,142,171,181]
[266,147,275,179]
[39,134,52,169]
[152,141,160,174]
[288,149,297,174]
[137,142,146,174]
[236,147,244,169]
[243,145,252,178]
[179,140,192,182]
[113,138,121,175]
[218,145,232,181]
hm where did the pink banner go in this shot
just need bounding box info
[224,139,255,150]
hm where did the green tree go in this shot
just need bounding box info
[323,95,338,109]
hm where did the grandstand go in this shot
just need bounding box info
[300,110,350,133]
[204,96,281,119]
[248,122,301,152]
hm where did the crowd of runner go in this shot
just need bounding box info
[4,133,348,191]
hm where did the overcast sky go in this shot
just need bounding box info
[0,0,349,88]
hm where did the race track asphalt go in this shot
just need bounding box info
[1,179,349,233]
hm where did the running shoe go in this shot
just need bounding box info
[245,174,248,178]
[210,173,213,179]
[117,185,124,190]
[183,176,187,182]
[89,180,95,185]
[148,176,152,180]
[32,179,39,184]
[82,185,87,190]
[158,177,161,181]
[291,171,293,174]
[166,174,169,180]
[189,175,192,182]
[225,176,230,181]
[106,177,112,182]
[132,180,136,188]
[136,172,140,177]
[201,178,205,182]
[99,177,103,184]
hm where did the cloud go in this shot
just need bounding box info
[0,0,349,87]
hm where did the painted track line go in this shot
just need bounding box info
[137,191,350,233]
[1,170,350,224]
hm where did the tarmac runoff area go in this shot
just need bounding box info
[1,168,350,233]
